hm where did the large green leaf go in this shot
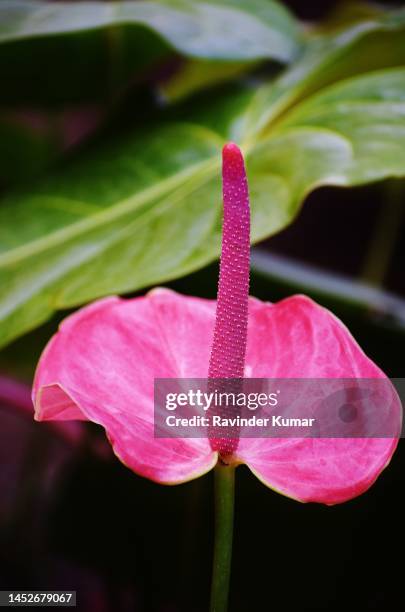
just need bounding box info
[160,4,405,103]
[0,0,300,104]
[2,10,405,347]
[0,0,298,60]
[238,6,405,138]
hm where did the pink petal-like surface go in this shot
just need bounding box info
[33,290,399,501]
[237,294,399,504]
[33,291,217,484]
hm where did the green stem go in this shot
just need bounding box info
[210,463,235,612]
[361,180,404,287]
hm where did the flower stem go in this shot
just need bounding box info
[210,463,235,612]
[361,179,404,287]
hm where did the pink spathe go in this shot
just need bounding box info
[32,143,400,505]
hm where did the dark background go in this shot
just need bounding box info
[1,1,405,611]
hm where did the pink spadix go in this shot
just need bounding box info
[208,143,250,456]
[208,144,250,380]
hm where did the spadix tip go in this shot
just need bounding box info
[222,142,246,181]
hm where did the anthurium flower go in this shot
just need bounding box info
[33,143,399,506]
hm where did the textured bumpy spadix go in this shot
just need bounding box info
[208,143,250,381]
[32,143,400,505]
[208,144,250,456]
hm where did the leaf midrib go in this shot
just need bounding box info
[0,155,219,268]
